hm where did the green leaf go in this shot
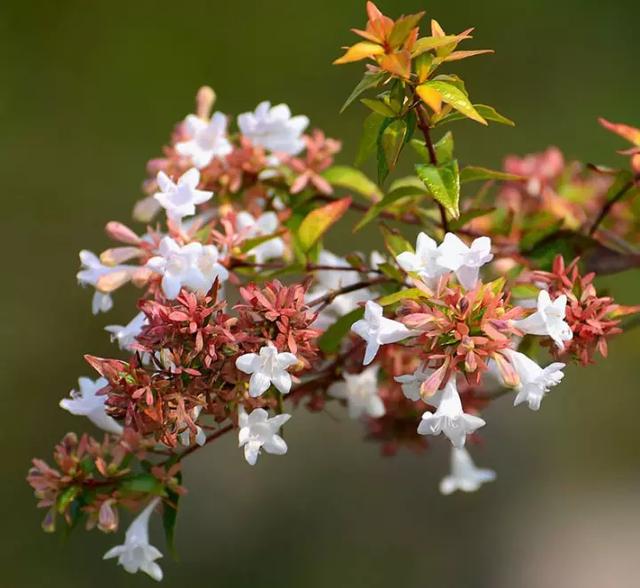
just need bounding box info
[460,166,524,184]
[448,207,495,231]
[340,72,386,114]
[56,486,80,514]
[361,98,397,117]
[436,104,515,127]
[378,118,407,184]
[416,159,461,218]
[354,185,427,232]
[298,197,351,252]
[380,224,414,257]
[322,166,382,201]
[240,230,286,254]
[411,35,462,57]
[163,473,182,560]
[121,473,164,495]
[434,131,455,163]
[355,112,385,167]
[378,288,427,306]
[420,81,487,125]
[318,307,364,354]
[389,12,424,48]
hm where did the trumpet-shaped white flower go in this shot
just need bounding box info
[238,407,291,465]
[351,301,412,365]
[237,101,309,155]
[439,447,496,495]
[105,312,148,351]
[396,232,447,284]
[503,349,565,411]
[175,112,232,168]
[103,498,163,581]
[235,345,298,397]
[60,377,123,435]
[153,168,213,223]
[417,378,485,448]
[512,289,573,349]
[394,363,434,401]
[236,211,285,263]
[328,365,385,419]
[178,406,206,447]
[77,250,134,314]
[146,236,228,299]
[437,233,493,290]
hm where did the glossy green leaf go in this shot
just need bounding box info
[361,98,397,117]
[380,224,414,257]
[340,72,386,114]
[436,104,515,127]
[322,166,382,200]
[378,118,407,184]
[389,12,424,48]
[318,307,364,354]
[411,35,462,57]
[121,473,164,495]
[298,197,351,252]
[460,166,524,184]
[416,159,461,218]
[434,131,455,163]
[419,81,486,125]
[355,112,385,167]
[378,288,427,306]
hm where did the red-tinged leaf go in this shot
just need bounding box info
[168,311,190,322]
[298,197,352,252]
[599,117,640,146]
[443,49,494,62]
[378,51,412,79]
[333,42,384,64]
[388,12,425,48]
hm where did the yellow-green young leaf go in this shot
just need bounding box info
[460,166,524,184]
[416,160,461,218]
[322,166,382,201]
[354,185,427,232]
[318,307,364,354]
[421,81,487,125]
[434,131,455,163]
[378,288,427,306]
[379,118,408,183]
[240,230,286,254]
[388,12,425,48]
[356,112,385,167]
[411,35,462,57]
[340,71,386,114]
[436,104,515,127]
[380,224,414,257]
[298,197,352,252]
[361,98,397,117]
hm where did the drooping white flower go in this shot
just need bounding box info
[417,377,485,448]
[235,345,298,397]
[512,289,573,349]
[439,447,496,495]
[153,168,213,223]
[237,101,309,155]
[60,377,122,435]
[394,363,434,401]
[437,233,493,290]
[351,301,413,365]
[396,232,447,284]
[238,407,291,465]
[503,349,565,411]
[178,406,207,447]
[328,365,385,419]
[77,250,133,314]
[105,312,148,351]
[236,211,285,263]
[175,112,232,168]
[146,236,228,299]
[103,498,163,581]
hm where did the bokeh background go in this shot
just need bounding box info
[2,0,640,586]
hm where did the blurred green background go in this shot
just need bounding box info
[2,0,640,586]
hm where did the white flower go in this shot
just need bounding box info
[503,349,565,411]
[175,112,232,168]
[146,236,228,299]
[60,377,123,435]
[104,498,163,581]
[237,101,309,155]
[236,211,285,263]
[178,406,206,447]
[437,233,493,290]
[77,250,132,314]
[396,232,447,283]
[328,365,385,419]
[512,289,573,349]
[238,407,291,465]
[235,345,298,397]
[417,377,485,448]
[439,447,496,495]
[351,301,412,365]
[153,168,213,223]
[105,312,148,351]
[394,363,433,401]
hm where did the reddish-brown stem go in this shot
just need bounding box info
[307,276,390,310]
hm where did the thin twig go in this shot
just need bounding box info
[589,177,638,236]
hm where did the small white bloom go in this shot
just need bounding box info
[439,447,496,495]
[512,289,573,349]
[351,301,412,365]
[417,377,485,448]
[328,365,385,419]
[77,250,132,314]
[60,377,123,435]
[437,233,493,290]
[503,349,565,411]
[394,363,434,401]
[103,498,163,581]
[146,236,228,299]
[238,407,291,465]
[396,232,447,284]
[236,211,285,263]
[237,101,309,155]
[105,312,148,351]
[175,112,232,168]
[153,168,213,223]
[178,406,207,447]
[235,345,298,397]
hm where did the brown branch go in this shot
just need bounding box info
[307,276,390,310]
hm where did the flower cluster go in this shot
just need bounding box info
[28,2,639,581]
